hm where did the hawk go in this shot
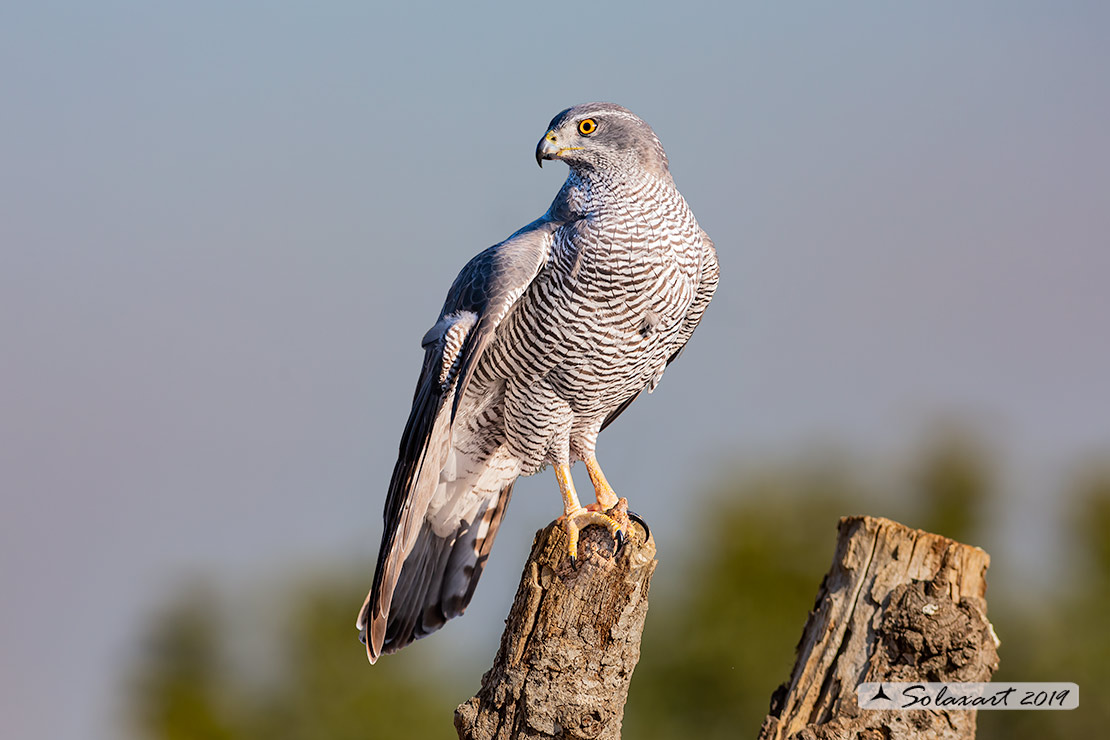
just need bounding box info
[357,103,719,663]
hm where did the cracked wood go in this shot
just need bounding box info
[455,518,656,740]
[758,516,1000,740]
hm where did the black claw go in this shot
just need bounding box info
[628,510,651,541]
[569,553,578,570]
[614,528,626,554]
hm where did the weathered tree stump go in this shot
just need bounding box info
[455,518,656,740]
[758,515,1000,740]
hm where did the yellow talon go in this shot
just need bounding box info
[555,462,630,562]
[561,508,625,563]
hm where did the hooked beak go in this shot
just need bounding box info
[536,130,559,168]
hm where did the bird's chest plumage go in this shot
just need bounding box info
[554,206,697,340]
[484,178,702,418]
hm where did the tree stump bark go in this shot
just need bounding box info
[455,517,656,740]
[758,515,1000,740]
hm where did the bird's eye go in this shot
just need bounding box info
[577,118,597,136]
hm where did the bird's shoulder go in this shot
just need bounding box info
[438,217,559,319]
[423,216,564,416]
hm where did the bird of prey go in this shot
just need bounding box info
[357,102,718,663]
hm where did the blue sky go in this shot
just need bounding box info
[2,3,1108,738]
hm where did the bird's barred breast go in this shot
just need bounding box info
[481,193,703,421]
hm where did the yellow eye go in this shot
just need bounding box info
[577,118,597,135]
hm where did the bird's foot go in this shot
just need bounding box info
[561,497,631,565]
[585,496,632,533]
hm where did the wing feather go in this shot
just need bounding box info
[357,221,554,663]
[449,219,555,419]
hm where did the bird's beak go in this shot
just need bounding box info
[536,131,559,168]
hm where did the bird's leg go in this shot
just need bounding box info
[584,455,620,511]
[555,463,626,564]
[583,454,633,536]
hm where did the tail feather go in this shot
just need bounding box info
[385,531,451,645]
[358,473,516,662]
[440,479,514,620]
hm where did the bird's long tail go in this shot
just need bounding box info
[357,451,518,663]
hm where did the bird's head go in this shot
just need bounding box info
[536,102,670,180]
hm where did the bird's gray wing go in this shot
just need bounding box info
[601,231,719,431]
[357,218,555,663]
[446,219,557,419]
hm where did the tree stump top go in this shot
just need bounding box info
[760,515,999,740]
[456,519,656,740]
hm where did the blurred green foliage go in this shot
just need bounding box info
[127,437,1109,739]
[624,462,877,740]
[982,467,1110,740]
[129,578,456,739]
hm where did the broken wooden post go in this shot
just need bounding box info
[758,515,1000,740]
[455,518,656,740]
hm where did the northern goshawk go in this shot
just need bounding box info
[357,102,719,663]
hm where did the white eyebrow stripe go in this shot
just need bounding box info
[559,108,644,129]
[585,110,642,124]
